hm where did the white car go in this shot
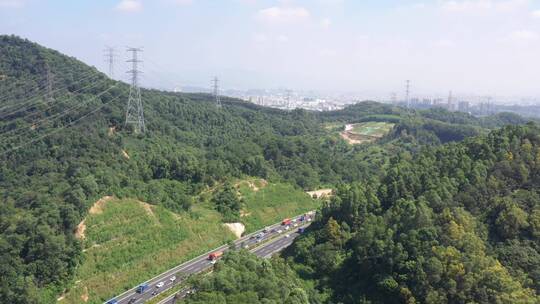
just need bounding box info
[285,234,290,238]
[170,276,176,282]
[210,260,217,265]
[285,225,290,230]
[293,223,298,227]
[156,281,165,288]
[307,218,312,222]
[277,229,283,234]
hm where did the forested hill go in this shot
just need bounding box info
[182,125,540,304]
[285,124,540,303]
[0,35,535,303]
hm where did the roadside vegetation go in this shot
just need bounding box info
[60,179,320,303]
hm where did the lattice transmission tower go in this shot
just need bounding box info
[125,47,145,133]
[212,76,221,108]
[104,46,116,79]
[405,80,411,109]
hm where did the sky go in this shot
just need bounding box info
[1,0,540,98]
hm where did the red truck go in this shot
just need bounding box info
[282,218,292,225]
[208,251,223,260]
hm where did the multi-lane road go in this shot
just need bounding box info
[108,213,313,304]
[157,229,305,304]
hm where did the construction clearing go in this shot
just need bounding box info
[340,122,394,145]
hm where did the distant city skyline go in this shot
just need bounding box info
[2,0,540,98]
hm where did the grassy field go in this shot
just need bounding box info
[350,122,395,137]
[236,179,320,232]
[60,180,320,303]
[60,199,234,304]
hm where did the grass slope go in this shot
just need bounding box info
[237,179,320,232]
[61,199,234,303]
[61,181,320,303]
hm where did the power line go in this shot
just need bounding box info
[1,92,123,157]
[0,83,116,139]
[0,72,102,118]
[45,62,54,103]
[125,47,145,133]
[212,76,221,108]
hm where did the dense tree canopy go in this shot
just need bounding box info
[0,35,537,302]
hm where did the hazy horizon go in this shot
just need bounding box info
[2,0,540,99]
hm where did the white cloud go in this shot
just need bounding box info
[440,0,527,14]
[256,6,310,23]
[276,35,289,42]
[321,18,332,29]
[510,30,539,41]
[170,0,193,5]
[252,33,268,43]
[531,9,540,18]
[434,39,456,47]
[0,0,25,8]
[116,0,142,12]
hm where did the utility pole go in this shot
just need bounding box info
[45,62,54,102]
[212,76,221,108]
[405,80,411,109]
[125,47,145,133]
[104,46,116,79]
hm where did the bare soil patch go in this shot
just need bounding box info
[89,196,114,215]
[224,222,245,239]
[139,201,155,217]
[81,287,89,302]
[108,126,116,137]
[236,179,268,192]
[74,219,86,240]
[307,189,333,199]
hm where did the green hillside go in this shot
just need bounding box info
[185,125,540,304]
[0,35,537,303]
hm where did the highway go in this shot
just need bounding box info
[108,212,313,304]
[157,229,305,304]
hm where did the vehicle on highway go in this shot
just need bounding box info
[285,234,290,238]
[208,251,223,261]
[136,283,149,293]
[256,232,264,239]
[106,299,118,304]
[263,227,269,233]
[156,281,165,288]
[298,227,305,234]
[128,298,137,304]
[277,229,283,234]
[285,225,290,230]
[170,275,176,282]
[282,218,292,225]
[300,215,305,221]
[293,223,298,227]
